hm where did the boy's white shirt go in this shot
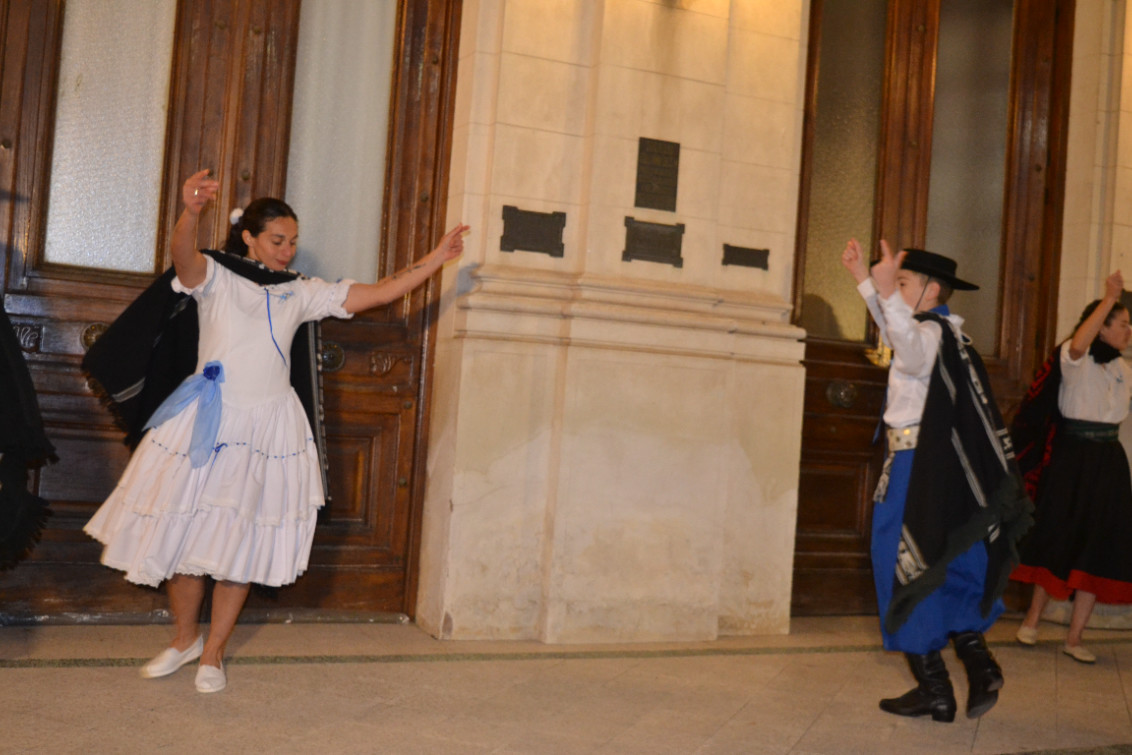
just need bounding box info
[856,277,965,429]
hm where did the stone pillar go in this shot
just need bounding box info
[418,0,809,642]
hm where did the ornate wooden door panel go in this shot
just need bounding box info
[792,344,887,614]
[0,0,461,620]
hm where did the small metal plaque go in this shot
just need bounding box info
[622,217,684,268]
[722,244,770,270]
[500,205,566,258]
[635,138,680,212]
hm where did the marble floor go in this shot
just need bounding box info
[2,614,1130,754]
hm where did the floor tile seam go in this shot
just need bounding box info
[0,643,886,669]
[5,636,1132,670]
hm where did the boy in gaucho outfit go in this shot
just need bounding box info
[840,239,1032,721]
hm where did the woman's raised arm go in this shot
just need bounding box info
[171,169,220,288]
[1069,270,1124,359]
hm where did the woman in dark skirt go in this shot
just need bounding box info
[1012,271,1132,663]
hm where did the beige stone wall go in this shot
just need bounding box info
[1058,0,1129,339]
[419,0,809,642]
[1050,0,1130,627]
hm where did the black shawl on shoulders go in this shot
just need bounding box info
[885,312,1034,633]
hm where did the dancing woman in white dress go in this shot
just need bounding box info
[85,170,466,692]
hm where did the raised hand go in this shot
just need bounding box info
[432,223,470,263]
[1105,270,1124,301]
[869,239,905,299]
[183,169,220,216]
[841,238,870,283]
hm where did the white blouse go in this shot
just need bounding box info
[1058,340,1132,424]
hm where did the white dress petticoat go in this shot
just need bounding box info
[84,257,353,587]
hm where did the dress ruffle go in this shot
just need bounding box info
[84,388,324,587]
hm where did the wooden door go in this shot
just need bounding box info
[791,0,1072,615]
[0,0,461,621]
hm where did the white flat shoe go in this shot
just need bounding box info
[1016,626,1038,646]
[1062,644,1096,664]
[140,636,204,679]
[195,663,227,693]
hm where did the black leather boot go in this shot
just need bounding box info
[952,631,1003,719]
[879,650,957,722]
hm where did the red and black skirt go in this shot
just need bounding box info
[1012,420,1132,603]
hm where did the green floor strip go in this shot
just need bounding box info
[3,636,1130,669]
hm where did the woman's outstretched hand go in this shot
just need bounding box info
[433,223,470,264]
[183,169,219,216]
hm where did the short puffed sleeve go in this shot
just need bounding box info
[170,255,219,298]
[292,276,357,322]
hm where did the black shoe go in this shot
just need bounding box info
[952,631,1003,719]
[879,651,957,722]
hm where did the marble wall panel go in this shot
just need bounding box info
[717,360,805,635]
[497,53,591,135]
[601,0,729,84]
[501,0,598,65]
[722,95,800,170]
[592,63,727,153]
[726,28,803,103]
[717,161,797,233]
[491,124,586,203]
[730,0,807,39]
[440,346,557,638]
[543,351,730,642]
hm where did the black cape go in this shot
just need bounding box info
[0,298,56,568]
[885,312,1034,633]
[1009,348,1062,499]
[82,250,330,501]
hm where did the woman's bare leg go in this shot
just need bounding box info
[166,573,206,650]
[1020,583,1051,630]
[1066,590,1097,648]
[200,580,250,668]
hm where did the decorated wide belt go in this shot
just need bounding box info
[885,424,920,451]
[1061,418,1119,441]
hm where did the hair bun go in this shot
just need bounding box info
[229,207,244,226]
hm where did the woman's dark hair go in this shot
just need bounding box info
[1076,298,1128,330]
[223,197,298,257]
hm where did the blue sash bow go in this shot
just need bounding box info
[144,361,225,468]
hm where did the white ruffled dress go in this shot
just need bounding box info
[85,257,354,587]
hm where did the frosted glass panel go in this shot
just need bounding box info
[44,0,176,272]
[286,0,397,283]
[926,0,1013,354]
[800,0,887,342]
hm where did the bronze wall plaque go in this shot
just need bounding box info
[722,244,770,270]
[622,217,684,268]
[635,138,679,212]
[501,205,566,258]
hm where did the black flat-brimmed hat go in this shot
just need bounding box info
[900,248,979,290]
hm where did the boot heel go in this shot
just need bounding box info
[931,705,956,723]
